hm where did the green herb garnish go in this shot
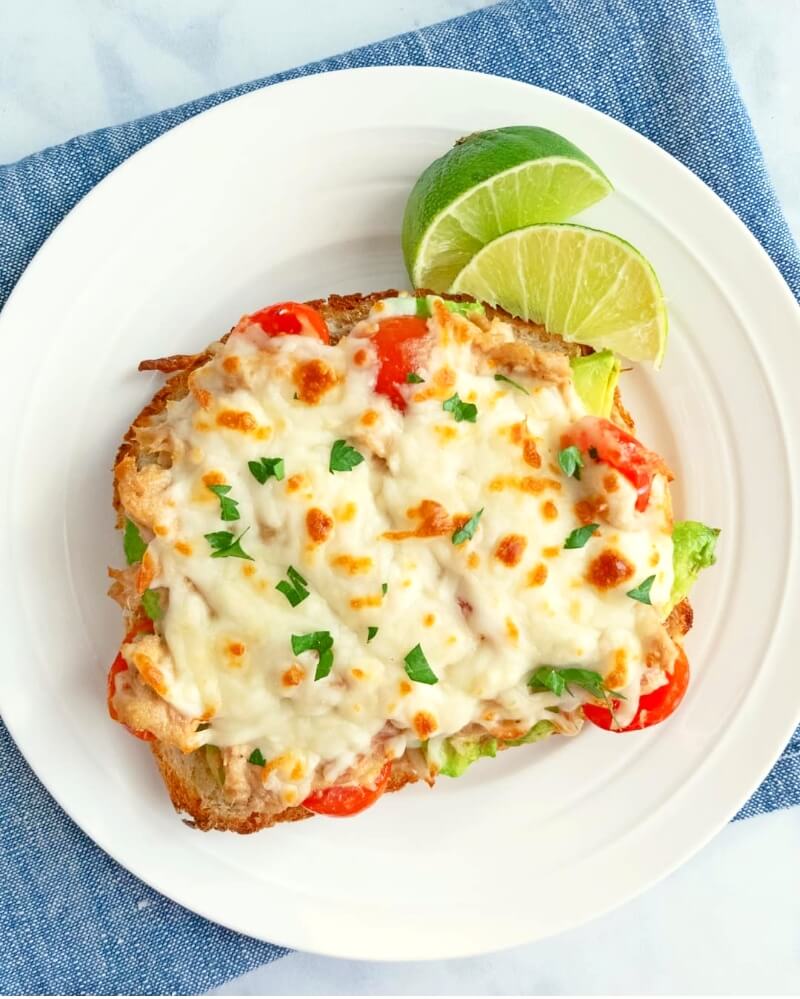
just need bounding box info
[403,644,438,685]
[381,582,388,596]
[205,528,254,560]
[493,372,530,395]
[558,445,584,480]
[564,523,599,549]
[123,518,147,565]
[406,372,424,384]
[528,666,609,700]
[442,393,478,423]
[627,575,656,605]
[248,457,285,484]
[141,588,163,621]
[291,631,334,680]
[329,439,365,473]
[276,565,309,607]
[367,626,378,643]
[248,748,266,766]
[452,508,484,545]
[207,483,241,521]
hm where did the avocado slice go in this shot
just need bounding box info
[668,520,720,613]
[569,350,620,417]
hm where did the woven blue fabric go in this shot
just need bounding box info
[1,0,798,993]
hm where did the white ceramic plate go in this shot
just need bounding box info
[1,67,799,960]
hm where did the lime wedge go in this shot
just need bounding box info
[403,126,612,292]
[451,224,667,365]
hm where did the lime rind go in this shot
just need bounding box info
[451,223,668,366]
[403,126,613,291]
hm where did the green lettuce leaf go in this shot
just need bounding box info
[503,719,555,747]
[668,520,720,612]
[434,736,498,778]
[569,350,620,417]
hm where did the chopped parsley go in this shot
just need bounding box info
[627,575,656,605]
[196,722,211,732]
[564,523,599,549]
[248,457,285,484]
[276,565,309,607]
[528,666,610,700]
[123,518,147,565]
[329,439,365,473]
[493,372,529,395]
[442,393,478,423]
[452,508,484,545]
[367,626,379,643]
[141,588,164,621]
[248,748,266,766]
[403,644,438,685]
[558,446,584,480]
[205,528,254,560]
[406,372,424,384]
[381,582,388,596]
[291,631,334,680]
[207,483,241,521]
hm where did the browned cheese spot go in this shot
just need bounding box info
[575,496,608,525]
[494,533,528,567]
[350,594,383,610]
[306,507,334,544]
[331,554,373,575]
[282,665,305,687]
[202,470,226,486]
[585,549,635,590]
[383,499,453,541]
[541,500,559,521]
[413,711,437,739]
[292,359,340,405]
[527,563,548,587]
[605,648,628,689]
[216,409,257,433]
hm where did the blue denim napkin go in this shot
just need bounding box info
[2,0,798,994]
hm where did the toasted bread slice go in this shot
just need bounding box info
[111,290,691,833]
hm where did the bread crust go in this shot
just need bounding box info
[113,290,692,832]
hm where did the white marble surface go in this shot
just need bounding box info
[1,2,798,994]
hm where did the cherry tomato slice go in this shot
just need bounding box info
[371,316,431,410]
[583,648,690,731]
[247,302,330,343]
[562,416,671,512]
[107,619,156,741]
[302,761,393,817]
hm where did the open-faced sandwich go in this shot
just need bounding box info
[107,291,717,832]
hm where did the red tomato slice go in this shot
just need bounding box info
[302,761,393,817]
[107,619,156,741]
[247,302,330,344]
[562,416,671,512]
[371,316,431,410]
[583,648,690,732]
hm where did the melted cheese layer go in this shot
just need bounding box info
[134,307,674,790]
